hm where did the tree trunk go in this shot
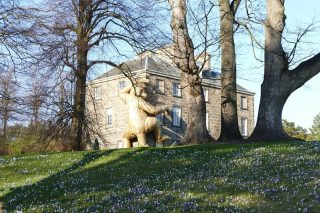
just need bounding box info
[249,0,320,141]
[70,0,90,150]
[249,0,290,141]
[250,81,291,141]
[168,0,212,144]
[180,73,212,144]
[70,50,88,150]
[3,114,7,142]
[33,105,39,130]
[218,0,242,141]
[2,83,10,142]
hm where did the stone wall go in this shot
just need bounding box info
[86,70,255,148]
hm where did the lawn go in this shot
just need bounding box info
[0,141,320,212]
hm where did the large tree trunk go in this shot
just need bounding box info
[180,73,211,144]
[250,0,288,141]
[70,0,90,150]
[218,0,242,141]
[168,0,212,144]
[250,0,320,141]
[70,49,88,150]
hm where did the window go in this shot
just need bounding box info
[94,87,101,100]
[156,113,164,125]
[240,117,248,136]
[156,79,164,94]
[106,108,113,127]
[240,96,248,109]
[206,112,209,129]
[172,82,181,97]
[204,89,209,102]
[118,81,126,91]
[172,106,181,127]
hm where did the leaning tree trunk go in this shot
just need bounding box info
[168,0,212,144]
[218,0,242,141]
[249,0,320,141]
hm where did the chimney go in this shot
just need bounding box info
[196,52,211,70]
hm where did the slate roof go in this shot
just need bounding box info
[93,56,254,95]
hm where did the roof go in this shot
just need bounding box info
[94,58,147,80]
[93,56,254,95]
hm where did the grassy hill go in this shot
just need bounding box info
[1,141,320,212]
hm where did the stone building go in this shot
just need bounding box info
[86,54,255,149]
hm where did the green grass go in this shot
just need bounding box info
[1,141,320,212]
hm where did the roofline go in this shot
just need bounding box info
[89,68,255,96]
[88,69,146,85]
[146,69,254,96]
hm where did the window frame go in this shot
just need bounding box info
[240,96,248,110]
[106,108,113,127]
[172,106,182,127]
[240,117,248,136]
[93,86,101,100]
[156,79,165,94]
[172,82,181,97]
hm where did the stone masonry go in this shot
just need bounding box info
[86,55,255,149]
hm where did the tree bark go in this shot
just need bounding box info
[70,52,88,150]
[249,0,320,141]
[168,0,212,144]
[70,0,90,150]
[218,0,242,141]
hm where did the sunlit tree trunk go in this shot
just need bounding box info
[168,0,212,144]
[250,0,320,141]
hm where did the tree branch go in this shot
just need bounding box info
[230,0,241,15]
[290,52,320,90]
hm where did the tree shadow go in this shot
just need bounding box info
[1,142,319,212]
[0,148,147,211]
[73,142,320,212]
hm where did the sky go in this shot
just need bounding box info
[91,0,320,131]
[236,0,320,131]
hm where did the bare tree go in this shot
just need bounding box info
[218,0,243,141]
[31,0,155,150]
[22,71,49,131]
[249,0,320,141]
[168,0,212,144]
[0,69,18,142]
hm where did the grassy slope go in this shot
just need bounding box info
[0,141,320,212]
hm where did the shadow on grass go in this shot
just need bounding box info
[1,142,319,212]
[73,142,320,212]
[0,148,147,211]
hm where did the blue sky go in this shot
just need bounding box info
[236,0,320,130]
[283,1,320,130]
[92,1,320,131]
